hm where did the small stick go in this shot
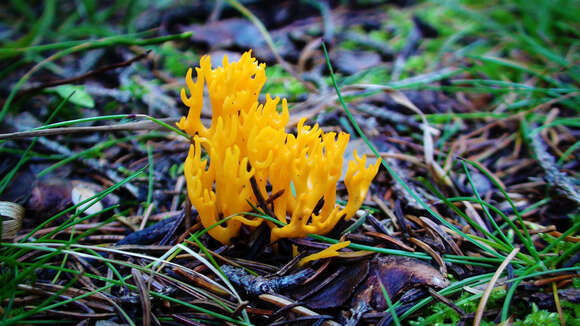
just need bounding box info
[249,175,276,218]
[427,287,467,318]
[16,50,151,99]
[265,189,285,206]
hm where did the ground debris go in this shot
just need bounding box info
[531,132,580,206]
[221,264,315,296]
[359,256,449,311]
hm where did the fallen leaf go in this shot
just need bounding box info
[361,256,449,311]
[51,85,95,108]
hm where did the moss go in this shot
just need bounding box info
[513,304,559,326]
[263,65,306,100]
[159,43,198,77]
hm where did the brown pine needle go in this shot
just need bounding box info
[552,282,566,326]
[473,247,519,326]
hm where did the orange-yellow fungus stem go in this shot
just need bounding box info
[298,241,352,267]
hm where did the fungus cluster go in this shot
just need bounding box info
[178,51,379,244]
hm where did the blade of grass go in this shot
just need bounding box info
[311,234,506,267]
[547,241,580,267]
[1,265,19,322]
[175,243,250,323]
[8,0,55,48]
[461,160,511,245]
[557,140,580,165]
[377,275,402,326]
[0,29,157,59]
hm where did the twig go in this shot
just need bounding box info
[131,269,152,326]
[427,287,467,318]
[249,175,276,218]
[265,189,285,206]
[222,265,314,296]
[16,50,151,99]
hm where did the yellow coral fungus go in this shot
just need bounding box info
[179,51,380,244]
[298,241,352,267]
